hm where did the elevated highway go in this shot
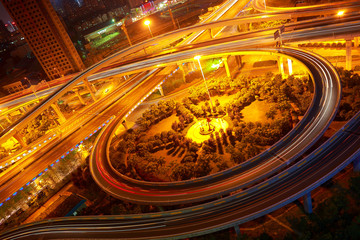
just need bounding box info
[90,47,341,205]
[1,1,360,239]
[2,47,360,238]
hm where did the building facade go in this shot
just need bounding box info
[1,0,85,80]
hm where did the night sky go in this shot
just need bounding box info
[0,2,12,23]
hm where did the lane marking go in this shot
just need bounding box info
[214,200,226,205]
[258,182,269,189]
[278,172,288,179]
[297,160,307,168]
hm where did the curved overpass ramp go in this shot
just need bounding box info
[2,73,360,240]
[90,47,341,205]
[3,8,360,240]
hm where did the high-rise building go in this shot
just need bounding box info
[0,20,10,42]
[127,0,145,9]
[1,0,85,80]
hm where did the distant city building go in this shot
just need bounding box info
[1,0,85,80]
[4,21,17,32]
[0,20,10,43]
[127,0,147,9]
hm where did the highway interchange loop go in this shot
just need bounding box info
[90,47,341,205]
[2,1,360,239]
[2,44,353,239]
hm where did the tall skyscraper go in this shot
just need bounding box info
[1,0,85,80]
[0,20,10,42]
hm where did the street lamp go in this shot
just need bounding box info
[53,67,61,78]
[144,20,153,38]
[194,55,213,108]
[264,0,267,11]
[337,10,345,16]
[24,77,39,100]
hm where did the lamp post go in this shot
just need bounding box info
[121,24,132,46]
[24,77,39,100]
[264,0,267,11]
[53,67,61,78]
[194,55,213,108]
[144,20,153,38]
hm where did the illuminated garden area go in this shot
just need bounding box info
[109,56,313,181]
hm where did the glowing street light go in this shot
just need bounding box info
[337,10,345,16]
[144,20,153,38]
[194,55,213,108]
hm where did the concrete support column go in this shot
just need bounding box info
[354,157,360,172]
[169,8,177,29]
[352,37,358,47]
[115,77,121,85]
[157,86,164,96]
[178,63,187,82]
[235,55,242,68]
[208,28,214,39]
[83,78,97,101]
[190,62,196,72]
[287,59,293,75]
[13,132,27,148]
[303,192,313,214]
[278,57,285,77]
[5,115,12,124]
[237,25,242,32]
[222,57,232,79]
[122,120,128,130]
[234,225,241,238]
[20,107,27,113]
[51,104,66,124]
[346,39,352,71]
[75,89,85,105]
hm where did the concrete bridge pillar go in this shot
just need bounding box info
[51,104,66,124]
[178,63,187,82]
[234,225,241,238]
[278,57,285,77]
[303,192,313,214]
[13,132,27,148]
[208,28,214,39]
[346,39,352,70]
[75,89,85,105]
[235,55,243,69]
[83,78,97,101]
[122,120,128,130]
[287,59,293,75]
[354,157,360,172]
[355,37,359,48]
[222,56,232,79]
[20,107,27,113]
[157,86,164,96]
[5,115,12,124]
[291,17,297,23]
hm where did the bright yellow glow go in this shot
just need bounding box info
[194,55,201,60]
[287,59,293,75]
[144,20,150,26]
[186,118,229,143]
[337,10,345,16]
